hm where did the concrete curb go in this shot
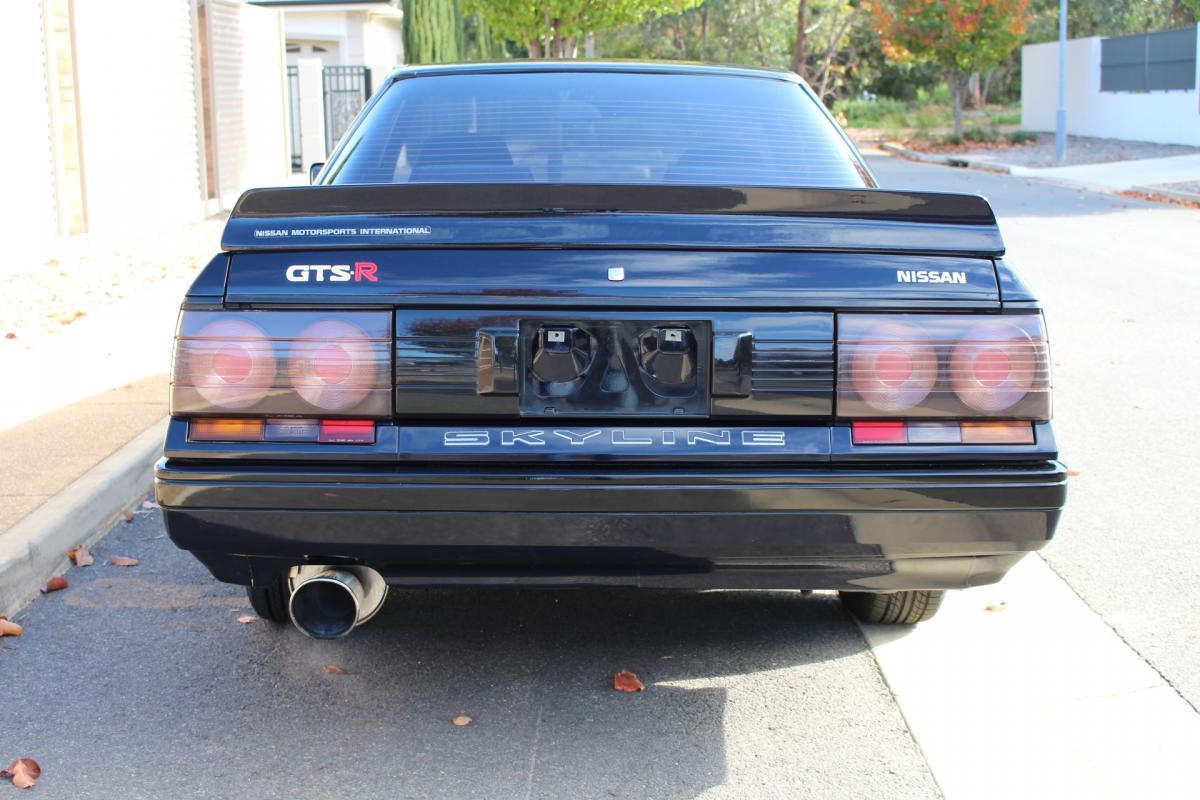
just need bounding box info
[878,144,1200,204]
[0,417,167,618]
[878,142,1014,174]
[1131,184,1200,205]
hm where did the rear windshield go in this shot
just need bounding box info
[323,71,869,188]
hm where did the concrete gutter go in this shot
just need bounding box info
[878,142,1014,174]
[1130,184,1200,205]
[0,417,167,618]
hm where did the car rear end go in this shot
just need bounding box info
[155,64,1065,634]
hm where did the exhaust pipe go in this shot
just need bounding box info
[288,566,388,639]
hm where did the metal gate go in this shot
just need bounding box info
[323,66,372,155]
[286,65,301,171]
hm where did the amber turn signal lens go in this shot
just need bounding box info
[960,421,1035,445]
[189,418,265,442]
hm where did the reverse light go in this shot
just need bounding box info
[851,420,1033,446]
[838,314,1050,420]
[172,311,391,418]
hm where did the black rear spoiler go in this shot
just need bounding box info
[223,184,1004,256]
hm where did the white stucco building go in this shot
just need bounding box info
[249,0,404,90]
[6,0,292,240]
[1022,26,1200,146]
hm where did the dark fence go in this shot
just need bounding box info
[1101,27,1197,93]
[323,65,372,155]
[286,65,301,171]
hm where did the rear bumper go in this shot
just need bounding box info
[155,458,1067,592]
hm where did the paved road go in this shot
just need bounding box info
[0,512,936,799]
[4,156,1200,799]
[869,155,1200,710]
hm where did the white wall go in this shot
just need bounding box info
[1022,28,1200,147]
[205,0,292,208]
[71,0,207,233]
[1,1,58,248]
[363,12,403,88]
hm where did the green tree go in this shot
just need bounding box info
[463,0,704,57]
[869,0,1030,136]
[403,0,463,64]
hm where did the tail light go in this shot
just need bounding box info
[172,310,391,418]
[838,314,1050,420]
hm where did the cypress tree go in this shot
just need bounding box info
[403,0,463,64]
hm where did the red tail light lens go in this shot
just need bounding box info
[950,321,1039,413]
[291,319,385,412]
[838,314,1050,420]
[172,311,391,417]
[183,319,276,410]
[847,320,938,413]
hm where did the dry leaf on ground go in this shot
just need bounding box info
[451,715,472,727]
[110,556,139,567]
[1067,469,1081,478]
[322,664,347,675]
[236,614,256,624]
[68,545,94,567]
[41,576,68,594]
[0,618,23,637]
[121,508,135,523]
[985,601,1008,613]
[613,669,646,693]
[1,758,41,789]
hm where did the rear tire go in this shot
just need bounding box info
[246,577,291,623]
[839,590,944,625]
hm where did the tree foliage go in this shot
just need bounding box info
[868,0,1029,134]
[403,0,463,64]
[463,0,704,57]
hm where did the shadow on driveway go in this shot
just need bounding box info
[1,513,931,799]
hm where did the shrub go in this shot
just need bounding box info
[1008,130,1038,145]
[835,96,908,128]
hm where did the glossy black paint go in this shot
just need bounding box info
[155,458,1065,591]
[393,310,833,419]
[161,64,1063,597]
[233,184,997,224]
[225,249,1001,309]
[160,419,1060,464]
[223,212,1005,256]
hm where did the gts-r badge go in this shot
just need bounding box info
[444,430,788,447]
[897,269,968,284]
[286,262,379,282]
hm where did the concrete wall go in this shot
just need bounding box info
[204,0,292,208]
[72,0,208,233]
[3,1,69,248]
[1022,28,1200,146]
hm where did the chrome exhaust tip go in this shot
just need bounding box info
[288,566,387,639]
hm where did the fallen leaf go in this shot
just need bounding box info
[322,664,347,675]
[141,500,160,510]
[68,545,94,567]
[122,508,135,523]
[3,758,41,789]
[1067,469,1081,478]
[3,332,15,340]
[613,669,645,693]
[452,715,472,727]
[0,618,23,637]
[110,556,139,567]
[984,602,1008,613]
[41,576,68,593]
[236,614,256,624]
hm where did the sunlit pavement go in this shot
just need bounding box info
[2,156,1199,799]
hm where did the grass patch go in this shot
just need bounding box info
[990,109,1021,126]
[1008,130,1038,144]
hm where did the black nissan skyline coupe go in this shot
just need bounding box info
[156,62,1065,638]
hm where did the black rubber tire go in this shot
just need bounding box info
[839,590,945,625]
[245,577,291,624]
